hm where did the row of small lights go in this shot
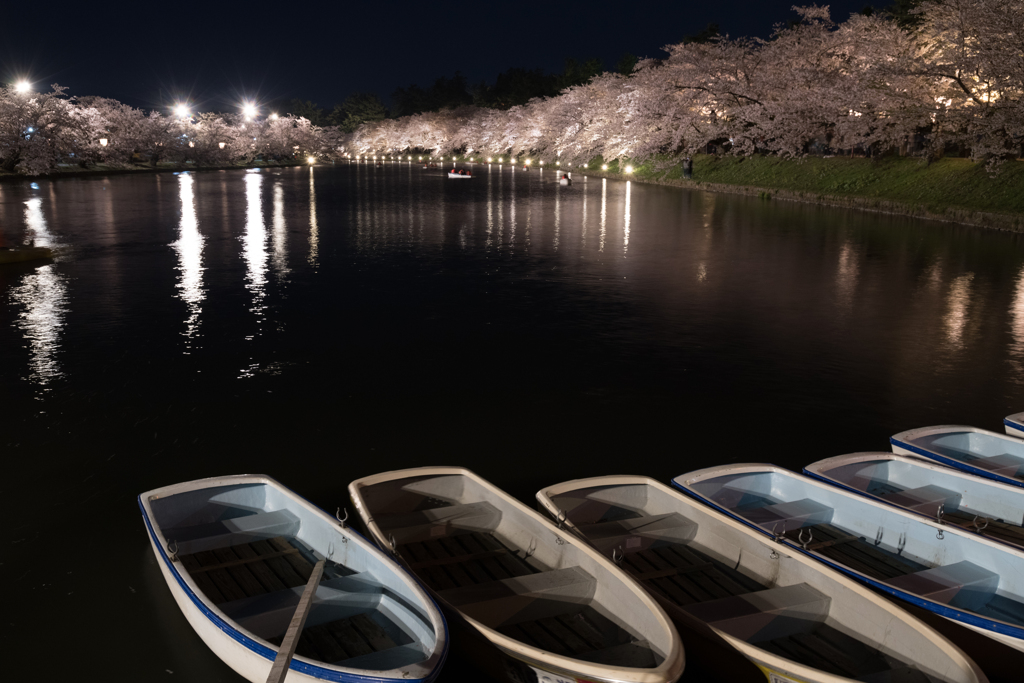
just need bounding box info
[341,154,635,174]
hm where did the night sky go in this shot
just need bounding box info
[4,0,871,113]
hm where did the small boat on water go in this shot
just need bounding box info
[348,467,685,683]
[558,174,572,186]
[538,475,984,683]
[806,452,1024,552]
[447,170,472,179]
[675,462,1024,656]
[1004,412,1024,439]
[139,475,448,683]
[891,425,1024,488]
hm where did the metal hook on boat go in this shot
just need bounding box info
[874,528,884,547]
[769,548,779,560]
[936,528,945,540]
[772,522,786,544]
[897,532,907,555]
[935,503,945,525]
[167,539,178,562]
[612,547,624,565]
[798,528,814,550]
[555,535,566,546]
[556,510,567,531]
[972,515,990,533]
[336,507,348,528]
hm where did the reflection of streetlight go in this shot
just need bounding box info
[14,80,30,93]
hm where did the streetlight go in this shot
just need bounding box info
[307,156,316,164]
[14,80,31,94]
[174,103,190,119]
[625,165,634,174]
[270,113,279,120]
[242,102,257,120]
[99,138,108,147]
[219,142,226,149]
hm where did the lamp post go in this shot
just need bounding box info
[99,138,108,147]
[14,80,31,94]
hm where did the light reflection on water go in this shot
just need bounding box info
[944,272,974,350]
[171,173,205,347]
[239,171,267,378]
[308,168,319,268]
[10,197,68,388]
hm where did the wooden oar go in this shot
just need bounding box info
[266,558,326,683]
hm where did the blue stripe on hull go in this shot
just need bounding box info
[138,496,441,683]
[669,480,1024,644]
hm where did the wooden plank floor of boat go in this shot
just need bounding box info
[619,536,926,680]
[943,510,1024,546]
[782,523,926,581]
[398,530,538,592]
[180,536,316,604]
[180,535,406,665]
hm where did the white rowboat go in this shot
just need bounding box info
[806,452,1024,553]
[539,474,984,683]
[676,462,1024,656]
[891,425,1024,488]
[349,467,685,683]
[140,474,448,683]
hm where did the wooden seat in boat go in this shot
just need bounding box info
[887,561,999,611]
[438,567,596,626]
[373,501,502,544]
[576,513,697,554]
[167,509,301,555]
[876,485,962,517]
[683,583,831,643]
[742,499,834,532]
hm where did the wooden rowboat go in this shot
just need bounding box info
[140,474,448,683]
[806,452,1024,553]
[676,462,1024,658]
[891,425,1024,488]
[349,467,685,683]
[539,474,984,683]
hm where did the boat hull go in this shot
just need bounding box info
[676,463,1024,658]
[350,466,684,683]
[891,425,1024,489]
[140,475,447,683]
[538,475,985,683]
[1005,412,1024,439]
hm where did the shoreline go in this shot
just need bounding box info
[0,159,312,183]
[7,155,1024,233]
[575,168,1024,233]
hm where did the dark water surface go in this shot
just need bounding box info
[3,163,1024,681]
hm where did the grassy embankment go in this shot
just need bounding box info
[577,155,1024,231]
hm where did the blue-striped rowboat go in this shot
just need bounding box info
[140,474,448,683]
